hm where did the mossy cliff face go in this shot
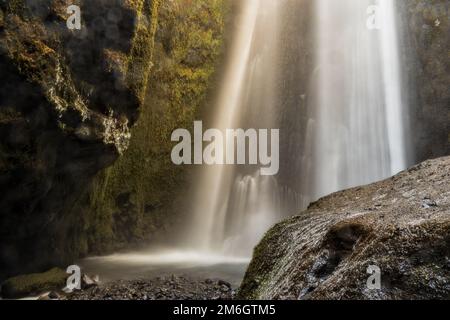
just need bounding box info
[239,157,450,300]
[77,0,227,254]
[0,0,160,279]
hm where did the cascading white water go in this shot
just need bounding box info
[185,0,291,257]
[379,0,409,174]
[184,0,410,258]
[302,0,410,202]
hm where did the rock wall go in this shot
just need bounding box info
[0,0,160,279]
[400,0,450,161]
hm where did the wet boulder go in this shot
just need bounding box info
[239,157,450,300]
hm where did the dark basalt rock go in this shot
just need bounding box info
[0,0,160,280]
[238,156,450,300]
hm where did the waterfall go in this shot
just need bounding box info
[302,0,410,202]
[185,0,290,257]
[183,0,410,258]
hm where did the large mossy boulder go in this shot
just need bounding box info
[1,267,67,298]
[239,157,450,300]
[0,0,160,280]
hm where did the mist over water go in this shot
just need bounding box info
[79,249,249,286]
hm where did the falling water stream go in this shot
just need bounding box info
[302,0,409,202]
[81,0,410,285]
[186,0,409,257]
[185,0,287,257]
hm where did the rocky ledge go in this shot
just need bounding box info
[238,156,450,300]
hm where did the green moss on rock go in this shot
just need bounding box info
[1,268,67,299]
[81,0,228,254]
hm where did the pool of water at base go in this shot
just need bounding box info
[77,248,251,288]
